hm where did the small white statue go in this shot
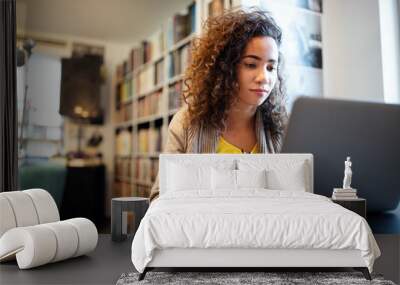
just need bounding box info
[342,156,353,189]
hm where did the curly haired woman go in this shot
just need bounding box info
[150,8,288,201]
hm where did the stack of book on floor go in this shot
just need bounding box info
[332,188,358,200]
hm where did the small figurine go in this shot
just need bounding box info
[342,156,352,189]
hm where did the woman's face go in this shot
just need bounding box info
[236,36,279,107]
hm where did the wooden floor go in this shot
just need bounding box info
[0,234,134,285]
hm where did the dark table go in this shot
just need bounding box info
[61,164,106,227]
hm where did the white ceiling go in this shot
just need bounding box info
[17,0,193,44]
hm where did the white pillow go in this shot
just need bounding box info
[211,169,267,190]
[167,162,211,191]
[266,163,307,191]
[211,168,236,190]
[238,159,309,192]
[237,169,267,188]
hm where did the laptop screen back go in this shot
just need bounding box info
[281,97,400,213]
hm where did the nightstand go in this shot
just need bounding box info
[331,198,366,218]
[111,197,149,242]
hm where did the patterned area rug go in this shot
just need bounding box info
[116,271,396,285]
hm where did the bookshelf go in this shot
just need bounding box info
[112,0,324,198]
[112,0,207,198]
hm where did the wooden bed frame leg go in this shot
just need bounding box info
[138,268,148,281]
[354,267,371,280]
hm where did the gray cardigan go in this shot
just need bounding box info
[149,107,282,201]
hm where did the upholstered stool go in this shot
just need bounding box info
[111,197,149,242]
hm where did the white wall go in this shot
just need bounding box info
[322,0,400,104]
[322,0,385,102]
[379,0,400,104]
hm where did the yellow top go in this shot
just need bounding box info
[216,137,258,154]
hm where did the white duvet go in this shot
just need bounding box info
[131,190,380,273]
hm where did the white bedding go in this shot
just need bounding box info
[131,190,380,273]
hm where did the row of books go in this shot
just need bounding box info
[116,31,165,80]
[114,157,160,183]
[115,65,161,102]
[134,158,159,183]
[113,180,152,198]
[115,0,196,81]
[138,91,164,118]
[115,68,163,109]
[114,157,132,180]
[136,185,151,198]
[114,157,159,184]
[137,64,155,95]
[115,80,133,106]
[166,2,196,48]
[114,101,133,123]
[138,127,162,154]
[168,81,183,110]
[115,128,132,156]
[113,181,133,198]
[114,80,184,123]
[115,126,164,156]
[169,43,191,78]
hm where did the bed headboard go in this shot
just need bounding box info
[159,154,314,194]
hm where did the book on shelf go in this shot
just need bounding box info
[138,127,162,153]
[114,157,132,180]
[168,81,183,110]
[138,90,163,118]
[180,44,191,75]
[169,50,180,78]
[166,1,197,49]
[134,157,159,184]
[138,64,155,95]
[115,79,134,108]
[116,64,124,81]
[114,101,133,123]
[148,29,165,61]
[208,0,224,18]
[122,80,131,102]
[129,46,143,72]
[174,12,190,44]
[142,40,151,64]
[155,59,164,86]
[168,43,192,78]
[115,128,132,156]
[123,60,130,76]
[113,181,133,197]
[148,127,162,154]
[188,1,196,34]
[136,185,151,198]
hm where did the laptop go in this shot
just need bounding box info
[281,96,400,213]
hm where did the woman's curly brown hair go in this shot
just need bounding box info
[182,8,288,143]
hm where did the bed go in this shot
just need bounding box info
[131,154,380,281]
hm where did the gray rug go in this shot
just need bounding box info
[116,271,396,285]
